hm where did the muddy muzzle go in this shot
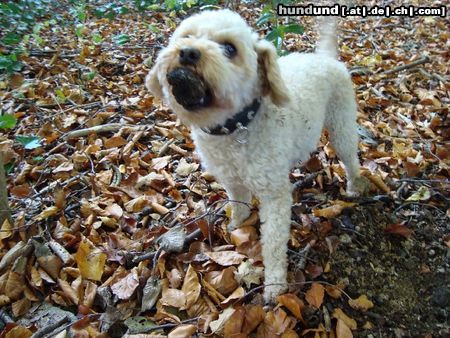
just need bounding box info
[167,67,212,111]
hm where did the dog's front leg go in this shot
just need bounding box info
[223,180,252,232]
[258,190,292,303]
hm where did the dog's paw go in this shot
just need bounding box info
[346,176,371,197]
[263,284,287,304]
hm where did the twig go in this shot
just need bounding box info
[396,178,449,185]
[240,280,352,303]
[380,56,430,75]
[141,316,199,333]
[31,175,81,199]
[63,124,151,140]
[30,315,69,338]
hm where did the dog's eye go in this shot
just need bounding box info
[222,42,237,58]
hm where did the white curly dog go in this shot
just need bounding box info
[146,9,368,303]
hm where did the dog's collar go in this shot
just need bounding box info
[201,99,261,137]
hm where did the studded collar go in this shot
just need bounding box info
[201,99,261,137]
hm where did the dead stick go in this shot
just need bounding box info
[63,124,150,140]
[381,56,430,75]
[30,315,69,338]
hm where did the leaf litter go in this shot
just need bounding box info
[0,0,449,336]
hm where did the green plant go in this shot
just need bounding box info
[257,1,304,55]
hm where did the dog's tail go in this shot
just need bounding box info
[315,17,338,59]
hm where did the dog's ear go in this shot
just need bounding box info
[145,62,163,100]
[254,39,290,106]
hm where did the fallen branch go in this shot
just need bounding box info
[381,56,430,75]
[350,56,431,76]
[30,315,69,338]
[63,124,152,140]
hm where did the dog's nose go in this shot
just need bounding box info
[179,48,201,65]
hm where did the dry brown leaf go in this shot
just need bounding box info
[221,286,245,306]
[305,282,325,309]
[230,226,258,246]
[206,251,246,266]
[104,136,127,149]
[325,284,343,299]
[210,307,236,334]
[35,206,59,221]
[313,204,345,219]
[167,324,197,338]
[365,173,390,193]
[181,264,201,310]
[11,297,31,317]
[336,318,353,338]
[204,267,238,296]
[5,325,32,338]
[265,308,291,335]
[111,268,139,300]
[384,223,413,238]
[332,308,357,330]
[161,286,186,308]
[75,240,106,281]
[277,293,305,321]
[0,219,12,241]
[5,271,25,300]
[105,203,124,219]
[242,304,265,334]
[224,306,245,337]
[348,295,374,311]
[234,260,264,288]
[281,329,299,338]
[37,255,63,280]
[58,279,79,304]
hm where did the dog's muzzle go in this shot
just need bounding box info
[166,67,212,111]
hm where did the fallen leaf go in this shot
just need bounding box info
[175,158,199,176]
[206,251,246,266]
[234,260,264,288]
[141,276,161,312]
[242,304,265,334]
[224,306,245,337]
[265,308,291,335]
[277,293,305,321]
[35,206,59,221]
[406,186,431,201]
[348,295,374,311]
[210,307,236,334]
[313,204,345,218]
[384,223,413,238]
[75,240,106,281]
[221,286,245,306]
[181,264,201,309]
[305,282,325,308]
[230,226,258,246]
[168,324,197,338]
[332,308,357,330]
[5,325,32,338]
[205,267,238,296]
[111,268,139,300]
[336,318,353,338]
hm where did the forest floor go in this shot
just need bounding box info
[0,0,448,337]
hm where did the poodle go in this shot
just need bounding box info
[146,9,368,303]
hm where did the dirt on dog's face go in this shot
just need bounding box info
[146,10,261,128]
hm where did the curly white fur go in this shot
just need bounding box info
[147,9,367,303]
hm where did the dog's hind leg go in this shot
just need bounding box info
[224,180,252,232]
[326,88,368,196]
[258,186,292,303]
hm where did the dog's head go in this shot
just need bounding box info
[146,9,290,128]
